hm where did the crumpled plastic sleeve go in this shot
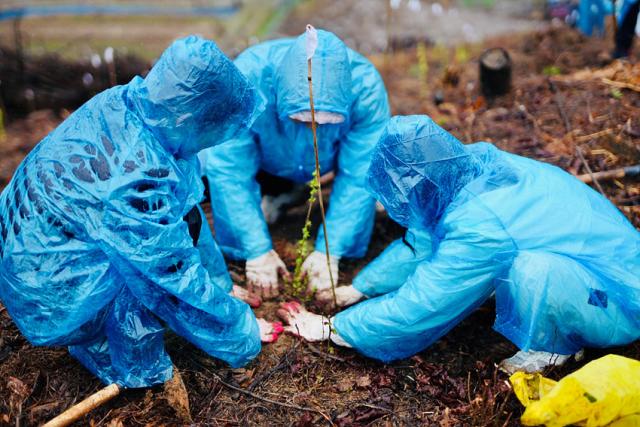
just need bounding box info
[199,133,272,261]
[334,208,514,362]
[352,227,435,297]
[98,176,261,368]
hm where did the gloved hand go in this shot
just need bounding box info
[246,250,290,299]
[257,318,284,343]
[277,301,352,347]
[316,285,365,308]
[229,285,262,308]
[302,250,339,294]
[276,301,331,342]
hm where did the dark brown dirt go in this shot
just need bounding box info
[0,26,639,426]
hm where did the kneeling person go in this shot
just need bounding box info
[199,29,390,299]
[0,36,278,388]
[279,115,640,372]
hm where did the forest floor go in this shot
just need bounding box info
[1,26,639,426]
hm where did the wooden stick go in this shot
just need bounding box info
[43,383,120,427]
[307,54,337,307]
[578,164,640,184]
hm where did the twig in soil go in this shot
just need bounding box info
[306,343,349,363]
[210,372,334,425]
[578,164,640,184]
[355,403,395,414]
[602,78,640,93]
[42,383,120,427]
[548,79,608,195]
[576,146,606,195]
[247,343,299,391]
[548,79,571,133]
[575,128,614,142]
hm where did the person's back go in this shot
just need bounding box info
[0,35,264,388]
[0,86,166,343]
[461,143,639,293]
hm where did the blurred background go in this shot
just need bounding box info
[0,0,557,119]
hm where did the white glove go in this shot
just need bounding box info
[276,301,351,347]
[246,250,289,299]
[302,250,339,294]
[229,285,262,308]
[256,318,284,343]
[499,350,574,375]
[316,285,364,308]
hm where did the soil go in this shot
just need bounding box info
[1,26,639,426]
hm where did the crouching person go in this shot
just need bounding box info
[0,36,279,388]
[279,115,640,372]
[199,29,390,299]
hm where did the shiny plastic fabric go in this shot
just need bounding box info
[334,115,640,363]
[0,35,262,388]
[199,29,390,260]
[511,354,640,426]
[578,0,613,36]
[618,0,640,25]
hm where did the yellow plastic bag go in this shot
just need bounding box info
[510,354,640,427]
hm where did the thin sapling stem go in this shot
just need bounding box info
[305,24,337,307]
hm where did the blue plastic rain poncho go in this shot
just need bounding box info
[619,0,640,22]
[199,30,390,260]
[0,36,263,388]
[333,115,640,363]
[578,0,610,36]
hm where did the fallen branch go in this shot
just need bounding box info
[574,128,614,142]
[43,383,120,427]
[577,164,640,184]
[601,78,640,93]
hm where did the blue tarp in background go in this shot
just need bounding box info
[0,1,240,21]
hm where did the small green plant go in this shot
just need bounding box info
[610,88,623,100]
[289,171,319,297]
[543,65,562,77]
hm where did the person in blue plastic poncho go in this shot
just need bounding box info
[614,0,640,58]
[578,0,611,36]
[578,0,640,58]
[278,115,640,373]
[0,36,283,389]
[199,29,390,299]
